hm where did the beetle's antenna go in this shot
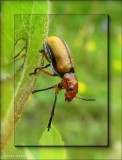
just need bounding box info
[47,92,58,131]
[75,96,96,101]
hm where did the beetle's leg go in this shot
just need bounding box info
[29,64,51,75]
[29,64,57,77]
[40,69,57,77]
[32,83,62,94]
[32,85,57,94]
[32,86,58,131]
[39,49,45,53]
[47,91,58,131]
[32,84,62,131]
[39,48,52,64]
[47,85,62,131]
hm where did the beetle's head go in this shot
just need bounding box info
[61,73,78,102]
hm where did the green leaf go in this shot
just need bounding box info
[40,147,67,160]
[40,125,64,145]
[14,14,48,123]
[23,126,67,159]
[39,125,67,159]
[1,0,49,150]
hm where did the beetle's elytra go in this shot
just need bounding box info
[29,36,95,131]
[44,36,74,76]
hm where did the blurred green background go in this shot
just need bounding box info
[15,14,108,146]
[1,0,121,159]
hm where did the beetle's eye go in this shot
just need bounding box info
[69,86,74,91]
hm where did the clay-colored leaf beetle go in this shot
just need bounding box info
[29,36,95,131]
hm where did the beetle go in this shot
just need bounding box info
[29,36,95,131]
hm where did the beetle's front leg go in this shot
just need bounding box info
[47,84,62,131]
[29,64,50,75]
[47,91,58,131]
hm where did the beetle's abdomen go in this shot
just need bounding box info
[44,36,74,76]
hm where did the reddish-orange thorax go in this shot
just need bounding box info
[61,73,78,102]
